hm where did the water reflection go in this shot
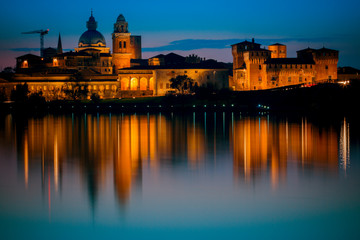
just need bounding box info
[0,113,351,212]
[232,116,341,188]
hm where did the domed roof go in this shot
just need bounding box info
[79,30,106,47]
[78,11,106,47]
[117,14,126,22]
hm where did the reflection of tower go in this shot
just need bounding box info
[113,115,143,207]
[112,14,141,73]
[340,118,350,174]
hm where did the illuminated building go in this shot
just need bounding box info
[7,12,228,100]
[230,39,339,90]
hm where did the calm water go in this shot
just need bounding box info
[0,112,359,239]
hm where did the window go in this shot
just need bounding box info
[258,77,262,82]
[259,65,261,70]
[123,41,126,48]
[325,65,328,70]
[288,77,291,82]
[207,75,210,80]
[328,76,332,80]
[299,77,303,82]
[119,41,122,48]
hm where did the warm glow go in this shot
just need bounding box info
[22,60,28,68]
[24,131,28,188]
[121,78,129,90]
[233,116,338,184]
[139,78,147,90]
[130,78,138,90]
[53,58,58,67]
[149,77,154,91]
[54,134,59,192]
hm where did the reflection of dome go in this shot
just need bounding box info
[78,12,106,47]
[79,30,106,47]
[117,14,125,22]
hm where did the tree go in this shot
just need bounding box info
[169,75,194,94]
[0,88,6,102]
[28,91,46,105]
[63,72,89,100]
[10,83,29,102]
[63,82,88,100]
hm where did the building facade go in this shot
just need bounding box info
[231,39,339,91]
[7,12,228,100]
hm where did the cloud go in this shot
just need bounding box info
[143,37,332,52]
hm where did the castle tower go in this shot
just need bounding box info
[268,43,286,58]
[112,14,141,73]
[231,38,271,90]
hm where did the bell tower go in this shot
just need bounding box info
[112,14,141,73]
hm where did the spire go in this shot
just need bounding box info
[87,10,97,30]
[57,33,63,54]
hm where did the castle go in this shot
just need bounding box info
[230,39,339,90]
[1,12,340,100]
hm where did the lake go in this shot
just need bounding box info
[0,112,359,239]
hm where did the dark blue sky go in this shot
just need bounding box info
[1,0,360,69]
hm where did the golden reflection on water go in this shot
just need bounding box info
[232,116,341,188]
[2,113,348,206]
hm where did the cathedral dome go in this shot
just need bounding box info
[79,30,106,47]
[78,12,106,47]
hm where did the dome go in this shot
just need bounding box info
[78,30,106,47]
[117,14,125,22]
[78,12,106,47]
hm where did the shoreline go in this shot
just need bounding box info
[1,82,359,116]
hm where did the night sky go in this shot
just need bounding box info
[1,0,359,69]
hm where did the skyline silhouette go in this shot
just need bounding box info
[1,0,360,69]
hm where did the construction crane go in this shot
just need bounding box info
[21,29,49,57]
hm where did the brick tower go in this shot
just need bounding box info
[112,14,141,73]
